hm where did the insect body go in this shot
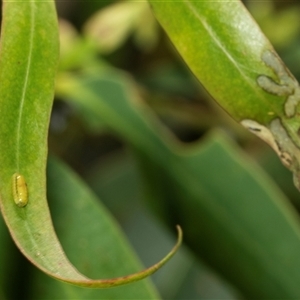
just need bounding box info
[12,173,28,207]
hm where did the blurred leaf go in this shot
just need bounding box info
[139,63,199,98]
[83,0,157,54]
[248,1,300,49]
[57,67,300,297]
[30,156,160,299]
[137,131,300,298]
[56,70,175,159]
[59,19,101,71]
[172,263,238,300]
[85,151,239,299]
[132,1,159,52]
[0,290,6,300]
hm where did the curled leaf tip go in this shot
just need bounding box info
[70,225,183,288]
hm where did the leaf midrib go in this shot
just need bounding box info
[183,0,285,120]
[16,2,35,171]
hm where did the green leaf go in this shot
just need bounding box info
[148,0,278,122]
[56,70,173,159]
[138,132,300,298]
[83,1,154,53]
[30,156,160,299]
[57,68,300,298]
[0,0,63,276]
[148,0,300,191]
[84,153,223,299]
[0,1,180,288]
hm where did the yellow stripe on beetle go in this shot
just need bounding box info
[12,173,28,207]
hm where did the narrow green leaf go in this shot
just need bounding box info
[56,70,174,159]
[0,1,180,288]
[148,0,300,191]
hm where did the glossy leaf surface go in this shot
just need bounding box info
[148,0,300,190]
